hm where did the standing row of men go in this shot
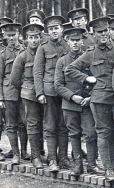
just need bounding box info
[0,7,114,181]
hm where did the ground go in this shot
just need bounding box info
[0,173,91,188]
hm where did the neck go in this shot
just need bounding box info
[28,45,37,52]
[50,37,58,43]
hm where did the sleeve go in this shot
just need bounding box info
[10,54,24,87]
[33,46,45,97]
[0,53,5,100]
[65,52,90,85]
[54,58,74,101]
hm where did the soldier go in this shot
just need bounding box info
[67,8,98,160]
[54,28,104,175]
[0,17,13,46]
[65,17,114,181]
[67,8,94,51]
[10,23,45,168]
[33,15,74,172]
[26,9,48,156]
[27,9,49,43]
[0,22,29,164]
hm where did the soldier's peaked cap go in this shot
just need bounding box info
[109,18,114,29]
[62,22,73,30]
[0,17,13,26]
[44,15,65,27]
[23,23,44,35]
[89,17,110,31]
[0,23,21,34]
[67,8,88,20]
[107,14,114,19]
[27,9,45,22]
[64,28,86,39]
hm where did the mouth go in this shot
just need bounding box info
[77,24,81,27]
[73,45,78,48]
[53,33,57,36]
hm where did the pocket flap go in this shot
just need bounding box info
[5,58,14,65]
[92,60,104,66]
[45,54,57,59]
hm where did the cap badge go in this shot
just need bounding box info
[76,12,79,16]
[30,26,34,31]
[35,12,38,16]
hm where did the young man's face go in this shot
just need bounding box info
[109,28,114,40]
[27,34,40,49]
[47,25,63,40]
[68,38,82,52]
[29,17,42,25]
[94,28,110,45]
[72,16,87,29]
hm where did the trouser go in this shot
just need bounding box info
[5,99,27,155]
[44,96,68,161]
[63,108,97,166]
[22,99,42,159]
[90,103,114,170]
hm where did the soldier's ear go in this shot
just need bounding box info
[60,25,63,31]
[65,36,70,43]
[84,18,87,25]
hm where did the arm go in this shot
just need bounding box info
[54,58,74,101]
[33,46,45,98]
[65,52,95,85]
[10,54,24,87]
[54,59,84,104]
[0,52,5,101]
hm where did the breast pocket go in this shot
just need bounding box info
[45,54,57,70]
[5,58,14,74]
[25,62,34,77]
[91,60,106,77]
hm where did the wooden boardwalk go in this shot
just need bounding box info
[0,132,114,188]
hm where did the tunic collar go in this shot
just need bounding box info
[49,38,63,47]
[69,50,82,59]
[27,46,36,55]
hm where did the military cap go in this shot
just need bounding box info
[67,8,88,20]
[23,23,44,36]
[0,17,13,26]
[109,18,114,29]
[107,14,114,19]
[0,23,21,34]
[44,15,65,27]
[62,22,73,30]
[89,17,110,31]
[27,9,45,22]
[64,28,86,40]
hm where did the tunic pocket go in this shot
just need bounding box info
[91,60,106,77]
[45,54,57,70]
